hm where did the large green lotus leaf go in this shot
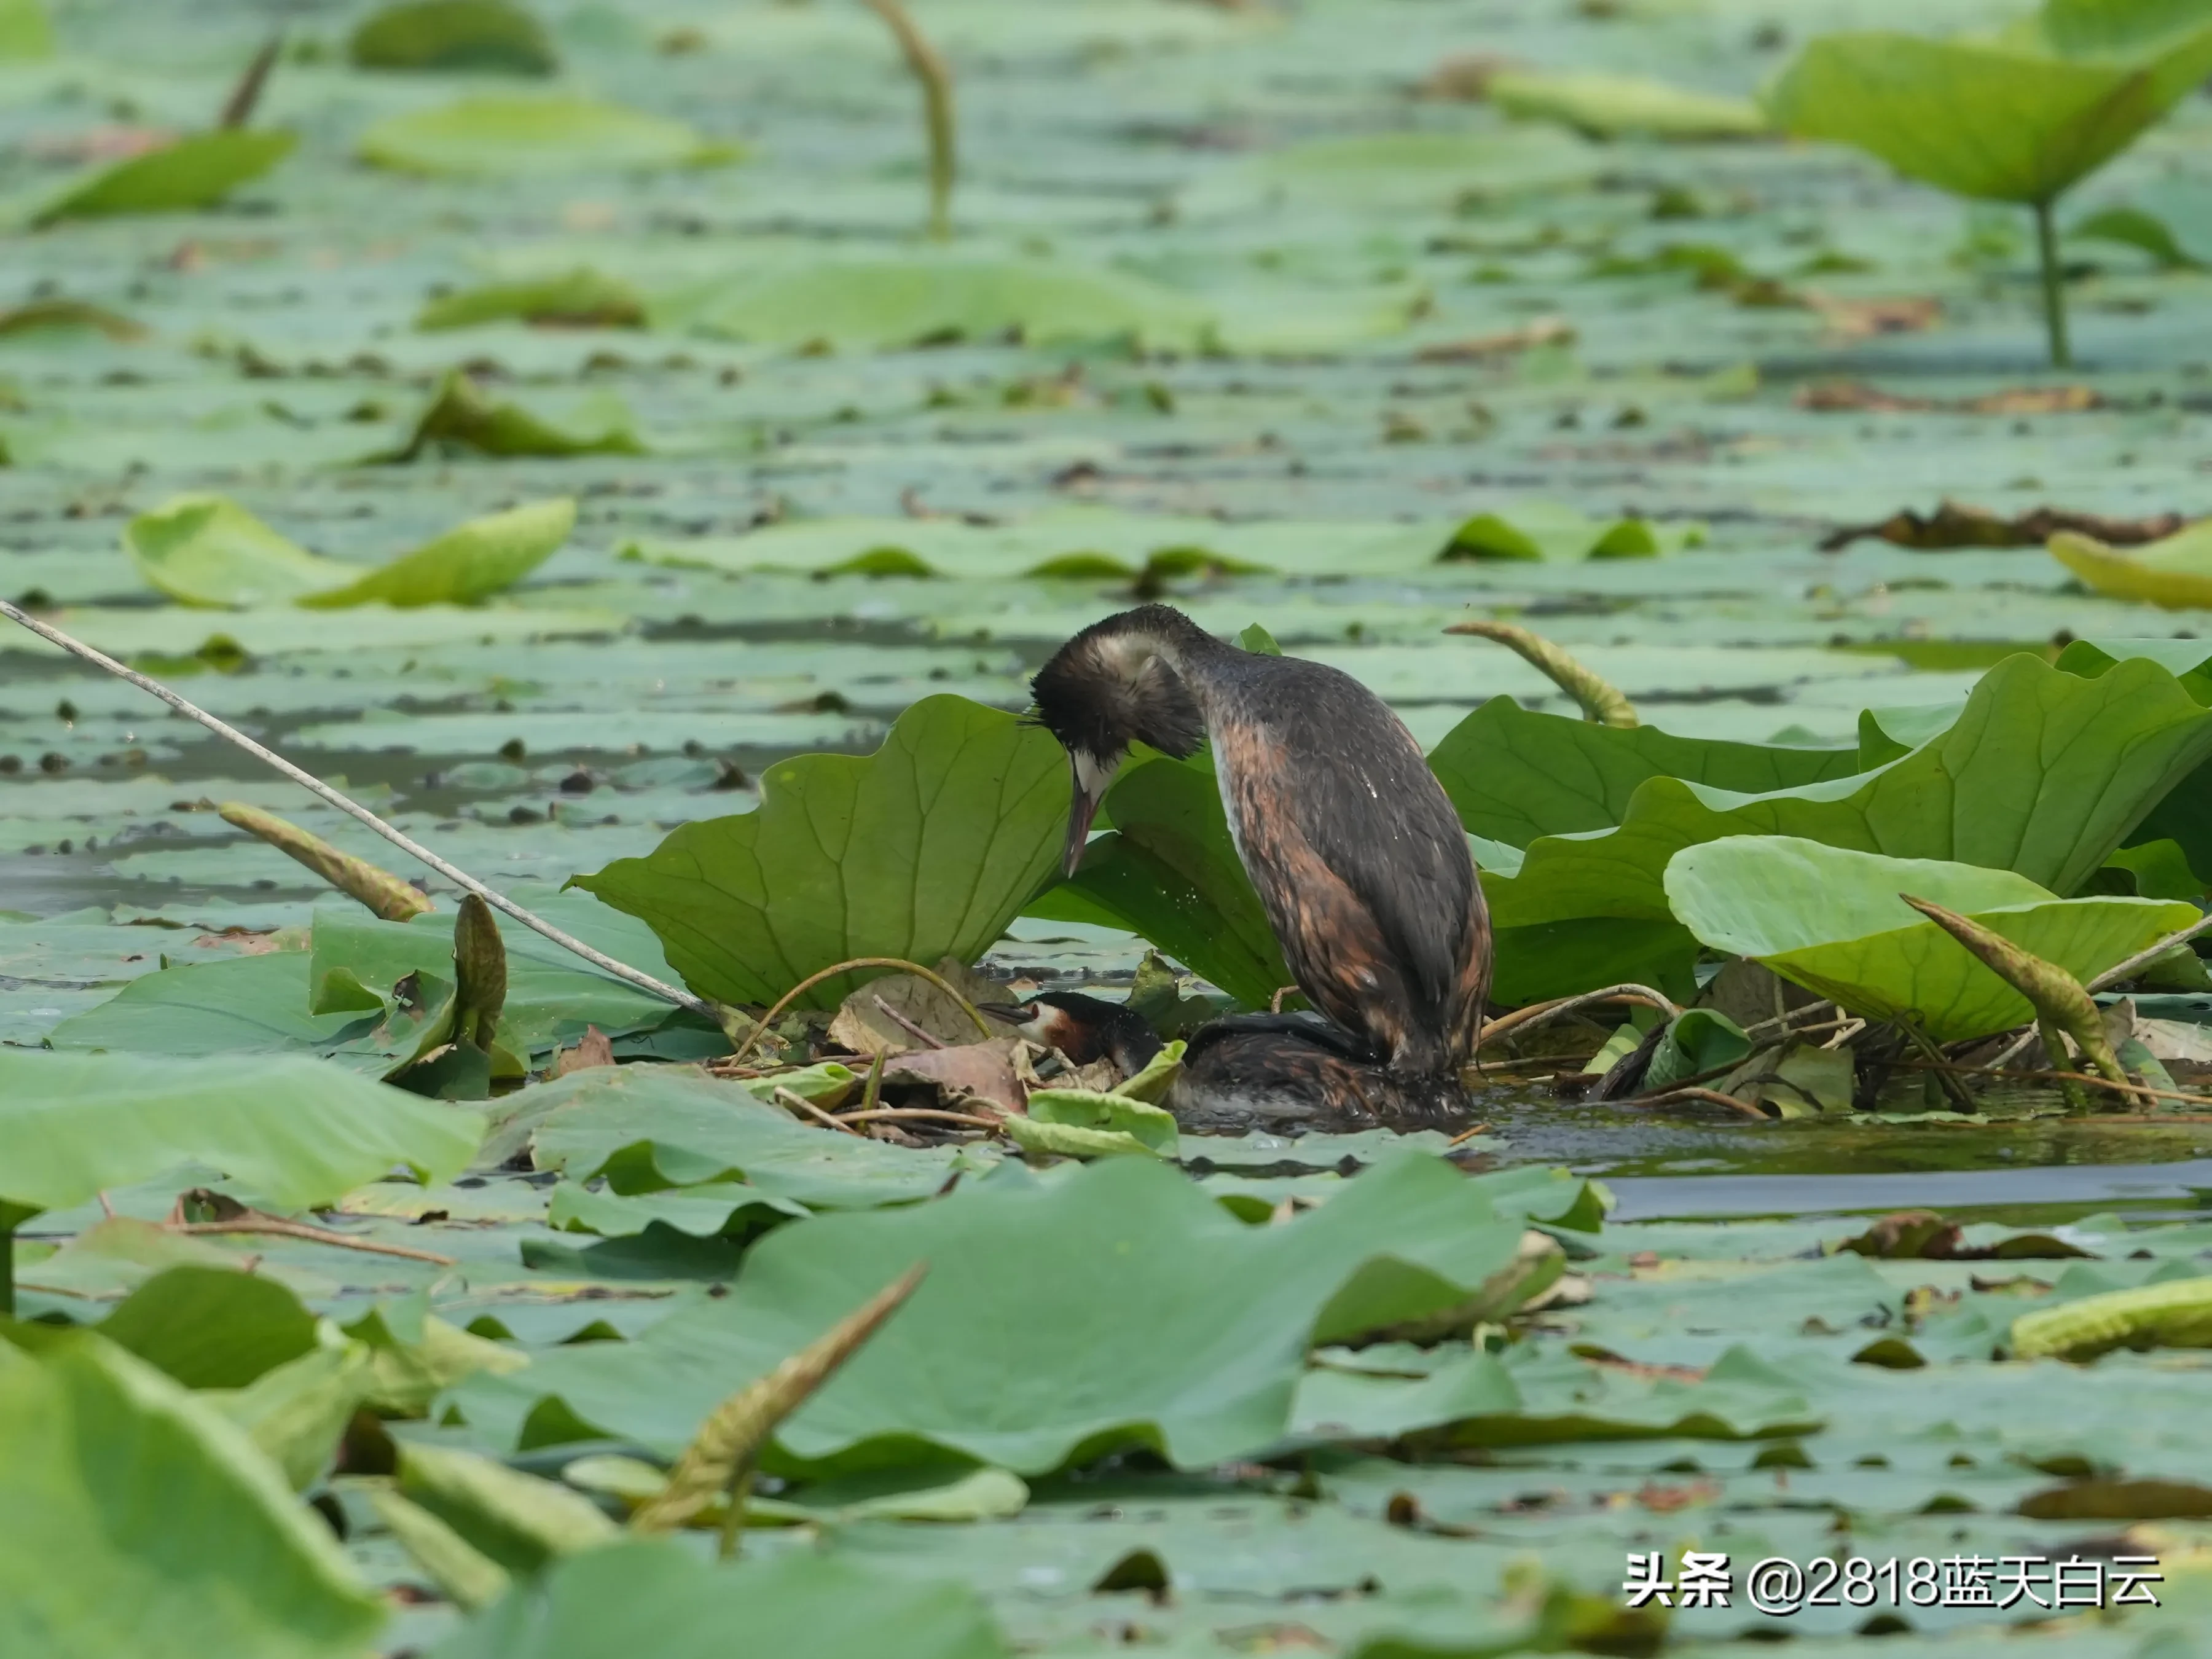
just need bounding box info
[307,893,675,1052]
[1664,836,2197,1041]
[124,495,355,608]
[2050,520,2212,610]
[1765,25,2212,205]
[96,1266,321,1390]
[572,696,1066,1010]
[1026,750,1290,1009]
[2037,0,2212,57]
[31,131,297,226]
[2057,637,2212,880]
[1183,128,1598,214]
[47,951,392,1059]
[434,1540,1005,1659]
[518,1064,981,1208]
[0,1048,480,1214]
[374,370,644,461]
[1486,70,1768,140]
[446,1153,1535,1473]
[359,96,733,176]
[652,258,1215,351]
[125,495,573,609]
[350,0,557,74]
[1427,698,1865,849]
[1484,656,2212,998]
[0,1335,383,1658]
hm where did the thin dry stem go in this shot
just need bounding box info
[165,1191,457,1265]
[775,1085,865,1136]
[837,1107,1005,1130]
[859,0,956,239]
[0,600,713,1018]
[872,994,947,1049]
[218,33,283,129]
[727,956,992,1067]
[1617,1086,1770,1120]
[1477,984,1681,1048]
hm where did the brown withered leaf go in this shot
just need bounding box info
[554,1026,616,1077]
[824,956,1002,1056]
[1801,292,1941,340]
[1820,498,2187,553]
[1797,380,2104,416]
[882,1037,1026,1116]
[1414,316,1574,362]
[1011,1041,1119,1096]
[1835,1209,2093,1261]
[1411,52,1513,100]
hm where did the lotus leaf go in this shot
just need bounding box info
[0,1334,383,1659]
[575,696,1065,1010]
[653,257,1215,351]
[2050,520,2212,609]
[1486,71,1768,141]
[125,495,573,609]
[31,131,296,226]
[445,1153,1539,1473]
[359,96,734,177]
[1663,836,2197,1041]
[349,0,557,74]
[417,270,643,331]
[1485,654,2212,1002]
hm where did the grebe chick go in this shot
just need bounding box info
[1030,605,1491,1093]
[981,990,1164,1077]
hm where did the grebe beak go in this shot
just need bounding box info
[1061,754,1110,878]
[976,1002,1035,1024]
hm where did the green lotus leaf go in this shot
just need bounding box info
[31,131,296,226]
[0,0,54,60]
[444,1153,1540,1474]
[433,1541,1007,1659]
[1765,22,2212,206]
[417,269,644,331]
[124,494,573,609]
[652,257,1216,351]
[374,369,644,460]
[1429,697,1865,849]
[0,1047,482,1216]
[573,696,1066,1010]
[0,1333,383,1658]
[349,0,557,74]
[2050,520,2212,610]
[1663,836,2197,1041]
[1487,70,1768,141]
[1483,654,2212,1002]
[360,96,735,177]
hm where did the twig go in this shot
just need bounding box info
[727,956,991,1068]
[775,1085,865,1137]
[836,1107,1005,1130]
[1269,984,1299,1014]
[164,1191,457,1265]
[860,1048,886,1114]
[2088,914,2212,995]
[1477,984,1681,1047]
[1897,1057,2211,1110]
[1446,1122,1491,1145]
[1898,1017,1980,1112]
[859,0,956,240]
[872,994,947,1049]
[0,599,713,1019]
[1739,999,1840,1040]
[1615,1086,1770,1120]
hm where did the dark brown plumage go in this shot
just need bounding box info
[1029,605,1491,1129]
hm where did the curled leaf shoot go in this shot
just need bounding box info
[860,0,956,240]
[2010,1275,2212,1360]
[1898,893,2132,1094]
[453,892,508,1053]
[217,800,434,920]
[630,1263,927,1550]
[0,597,712,1019]
[1444,620,1637,727]
[726,957,992,1068]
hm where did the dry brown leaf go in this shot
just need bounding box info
[882,1037,1027,1116]
[1819,498,2188,552]
[1797,380,2104,415]
[554,1026,616,1077]
[1802,292,1941,340]
[824,955,1002,1056]
[1415,316,1575,362]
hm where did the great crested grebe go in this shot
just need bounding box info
[1028,604,1491,1129]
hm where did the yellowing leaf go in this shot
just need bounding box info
[2051,520,2212,608]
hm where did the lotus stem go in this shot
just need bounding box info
[216,801,433,921]
[725,955,992,1067]
[0,1200,34,1317]
[629,1264,927,1542]
[860,0,955,240]
[218,33,283,130]
[1444,621,1636,727]
[2010,1276,2212,1360]
[1475,983,1681,1048]
[0,599,715,1020]
[1899,894,2130,1094]
[2033,198,2071,369]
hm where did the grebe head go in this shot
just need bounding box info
[1030,607,1207,877]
